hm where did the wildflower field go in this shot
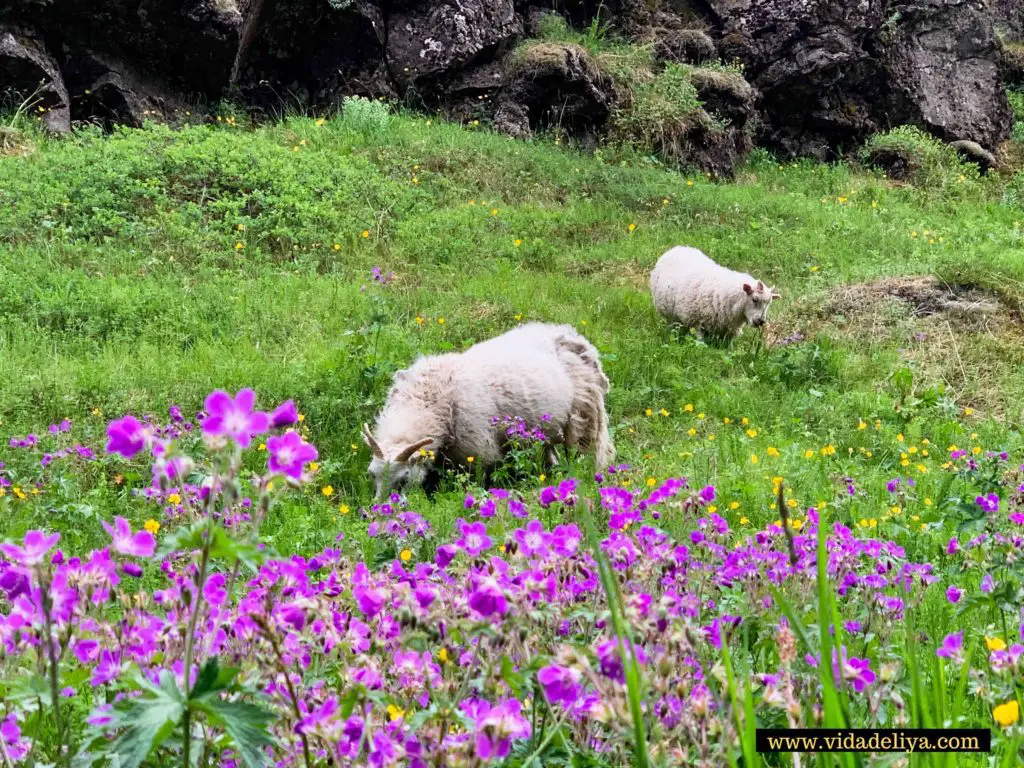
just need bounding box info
[2,108,1024,766]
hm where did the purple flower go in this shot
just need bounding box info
[269,400,299,428]
[121,562,144,578]
[102,517,156,558]
[537,664,582,706]
[266,431,318,480]
[201,389,270,447]
[976,493,1000,513]
[946,585,962,604]
[699,485,716,504]
[468,698,531,760]
[980,573,995,594]
[946,538,959,555]
[550,524,582,558]
[456,520,492,556]
[354,586,387,618]
[0,530,60,566]
[936,631,964,663]
[468,577,507,618]
[514,520,552,559]
[106,415,146,459]
[843,657,876,693]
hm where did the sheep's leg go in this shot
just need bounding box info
[545,446,560,467]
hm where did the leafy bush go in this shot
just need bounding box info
[861,126,980,191]
[340,96,392,137]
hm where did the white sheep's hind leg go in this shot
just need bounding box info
[545,446,560,466]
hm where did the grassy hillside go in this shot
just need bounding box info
[2,112,1024,550]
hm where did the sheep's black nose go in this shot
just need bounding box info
[753,318,765,327]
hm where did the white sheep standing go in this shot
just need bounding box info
[650,246,781,337]
[362,322,615,498]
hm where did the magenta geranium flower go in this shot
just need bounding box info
[269,400,299,428]
[936,631,964,663]
[106,415,146,458]
[456,520,492,556]
[946,585,962,603]
[468,576,507,618]
[201,389,270,447]
[102,517,156,558]
[537,664,583,706]
[266,431,318,479]
[842,656,876,693]
[0,530,60,566]
[514,520,551,559]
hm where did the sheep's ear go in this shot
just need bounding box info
[742,283,753,295]
[396,437,435,463]
[756,280,765,290]
[362,423,384,459]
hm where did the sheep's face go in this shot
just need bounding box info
[741,281,779,328]
[362,425,435,500]
[367,454,431,499]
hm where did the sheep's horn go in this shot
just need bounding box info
[395,437,435,463]
[362,423,384,459]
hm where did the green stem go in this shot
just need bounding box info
[37,568,66,767]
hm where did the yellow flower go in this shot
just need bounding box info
[234,242,244,250]
[986,637,1007,652]
[167,493,182,505]
[144,519,161,535]
[646,478,657,487]
[438,648,449,664]
[787,498,798,509]
[707,434,715,441]
[908,446,918,454]
[514,313,522,321]
[236,223,245,232]
[91,407,102,416]
[684,404,694,413]
[750,454,759,464]
[467,456,475,464]
[766,446,780,457]
[514,239,522,247]
[696,413,705,420]
[964,407,974,416]
[740,417,749,426]
[687,179,694,187]
[298,413,305,422]
[491,208,499,216]
[746,429,758,438]
[258,443,267,451]
[387,705,405,722]
[857,420,867,430]
[972,446,982,455]
[361,230,370,238]
[315,118,326,126]
[627,223,637,233]
[993,701,1019,727]
[437,317,445,325]
[790,518,804,531]
[662,198,670,205]
[804,450,815,459]
[400,549,412,562]
[415,316,424,325]
[896,433,905,442]
[871,200,878,208]
[916,464,927,473]
[645,408,653,417]
[309,462,319,471]
[707,505,717,514]
[722,416,731,424]
[659,408,670,417]
[739,516,749,525]
[924,498,932,506]
[538,474,546,483]
[333,243,341,251]
[321,485,334,496]
[729,501,740,510]
[468,199,476,205]
[339,504,350,515]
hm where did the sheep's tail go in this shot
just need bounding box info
[555,333,615,469]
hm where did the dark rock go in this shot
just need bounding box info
[63,51,185,129]
[864,144,919,180]
[950,139,997,172]
[700,0,1011,158]
[494,42,614,140]
[689,67,755,125]
[991,0,1024,38]
[653,28,717,67]
[1003,41,1024,86]
[0,27,70,133]
[385,0,522,90]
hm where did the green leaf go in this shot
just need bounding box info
[190,696,275,768]
[102,671,186,768]
[189,656,240,700]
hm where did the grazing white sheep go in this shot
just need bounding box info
[363,322,614,498]
[650,246,780,338]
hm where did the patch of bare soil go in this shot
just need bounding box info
[823,276,1007,323]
